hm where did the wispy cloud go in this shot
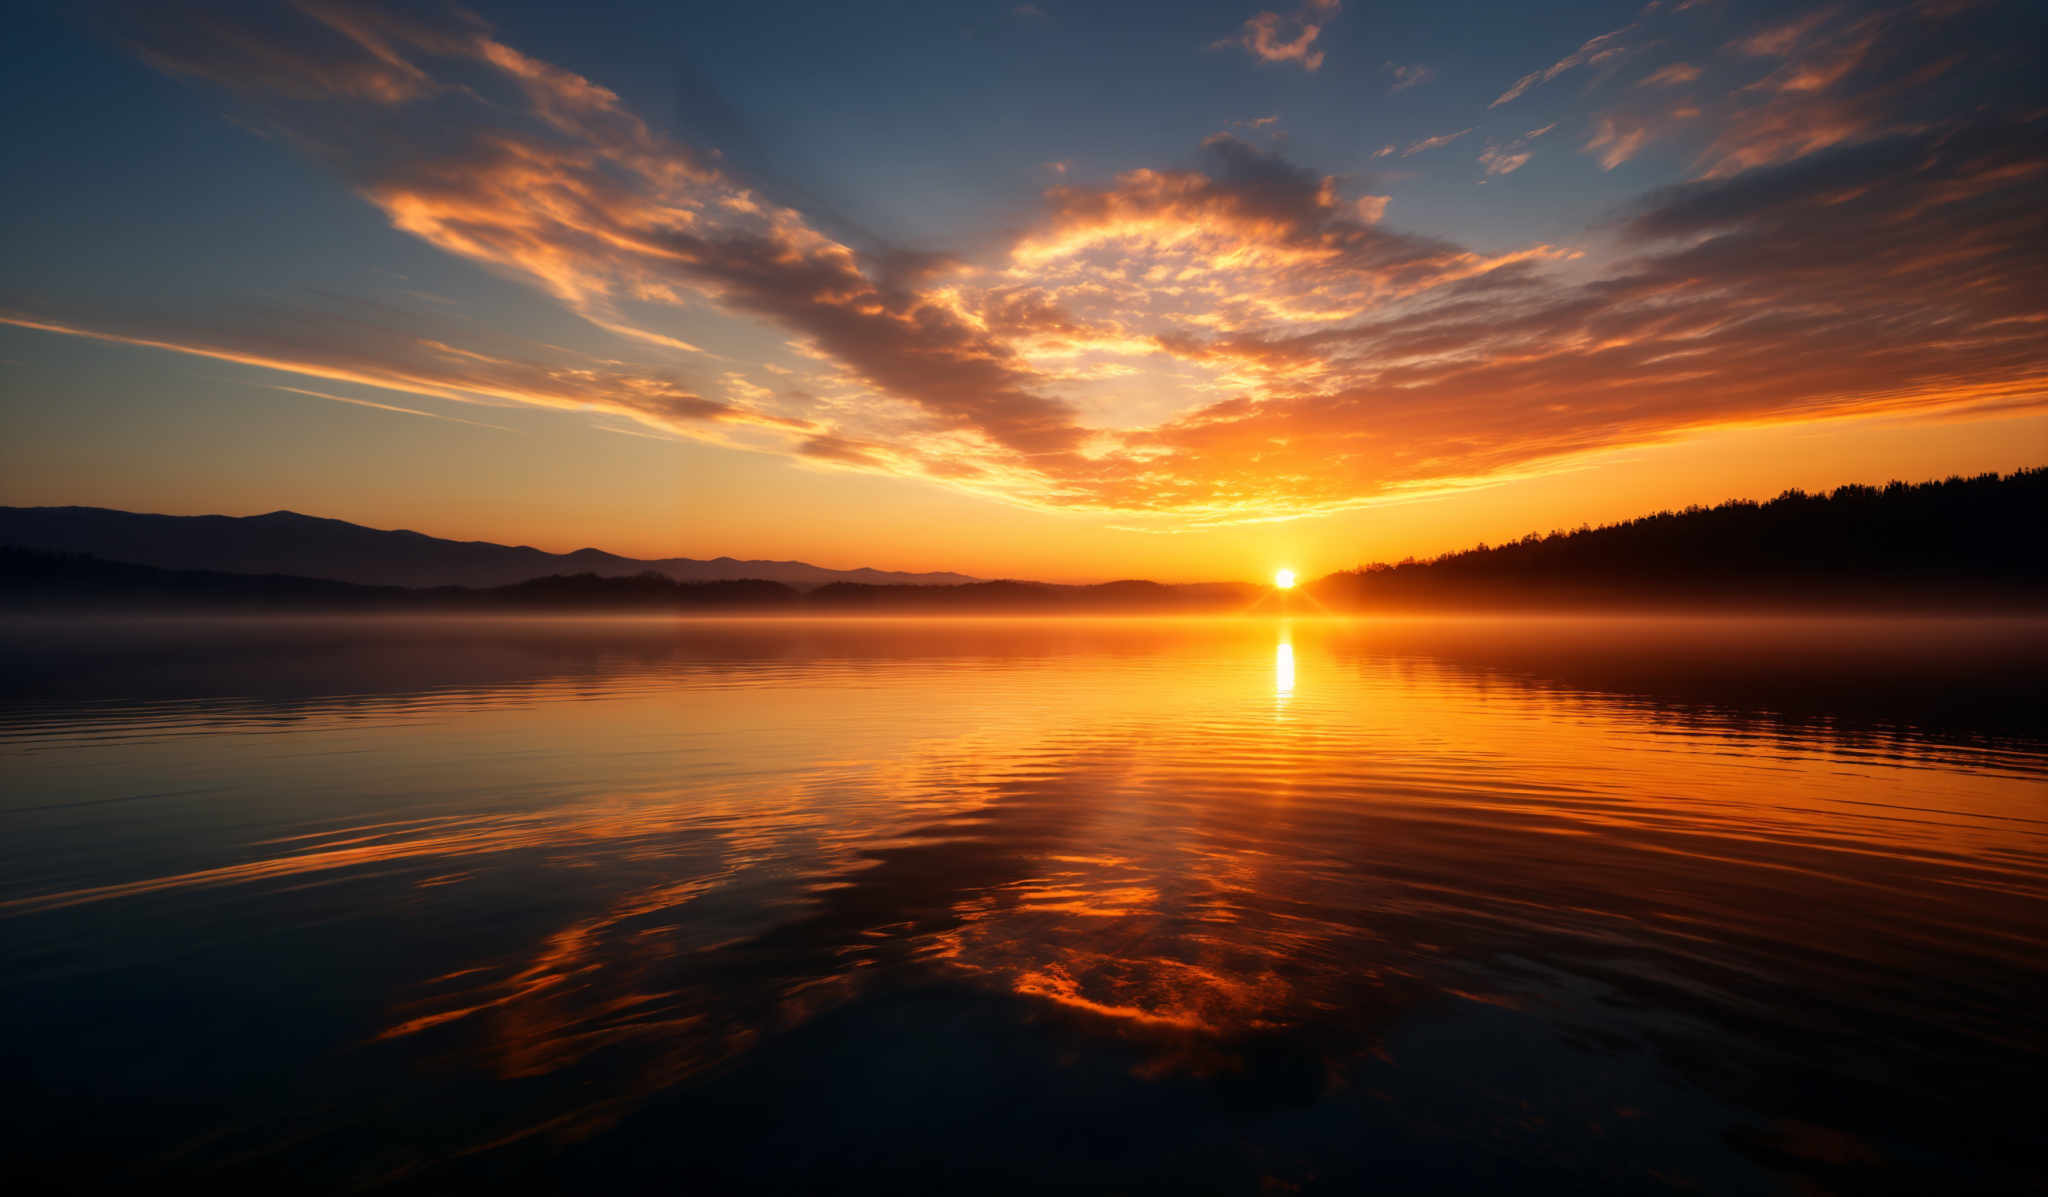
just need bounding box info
[0,313,796,440]
[1386,62,1434,92]
[1491,21,1640,107]
[1401,128,1472,156]
[1638,61,1702,87]
[1587,1,1982,176]
[1478,123,1555,176]
[272,385,518,432]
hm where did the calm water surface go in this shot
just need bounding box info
[3,616,2044,1193]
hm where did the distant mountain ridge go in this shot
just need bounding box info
[0,548,1260,613]
[0,507,981,590]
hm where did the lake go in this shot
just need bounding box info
[3,615,2043,1193]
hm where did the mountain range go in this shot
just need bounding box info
[0,548,1262,613]
[0,507,980,591]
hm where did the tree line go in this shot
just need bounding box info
[1313,468,2046,608]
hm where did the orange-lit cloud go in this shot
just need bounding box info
[1479,124,1556,176]
[1401,128,1473,156]
[1212,1,1341,73]
[1638,62,1703,87]
[14,0,2041,527]
[1584,1,1978,176]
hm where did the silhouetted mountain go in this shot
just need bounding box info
[0,550,1254,613]
[0,548,415,608]
[806,578,1262,611]
[0,507,980,590]
[1312,469,2048,609]
[0,549,807,611]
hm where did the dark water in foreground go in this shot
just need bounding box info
[2,616,2043,1194]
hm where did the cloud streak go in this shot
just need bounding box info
[0,313,799,441]
[272,384,518,431]
[1401,128,1472,156]
[1491,21,1639,107]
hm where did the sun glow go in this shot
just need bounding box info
[1274,569,1296,590]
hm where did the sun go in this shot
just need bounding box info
[1274,569,1296,590]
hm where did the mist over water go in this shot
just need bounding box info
[3,616,2043,1193]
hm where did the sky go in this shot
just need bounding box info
[1,0,2042,582]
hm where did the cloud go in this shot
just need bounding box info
[1587,1,1991,177]
[1586,114,1657,169]
[124,1,1089,462]
[271,385,518,432]
[1212,1,1341,73]
[1491,21,1640,107]
[1104,118,2047,518]
[1401,128,1472,156]
[1734,8,1837,58]
[0,310,807,432]
[1638,61,1702,87]
[1386,62,1434,92]
[1013,134,1546,301]
[29,0,2041,526]
[1691,5,1918,176]
[1478,148,1532,175]
[128,1,436,103]
[1479,123,1557,176]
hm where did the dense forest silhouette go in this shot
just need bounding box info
[1316,469,2046,608]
